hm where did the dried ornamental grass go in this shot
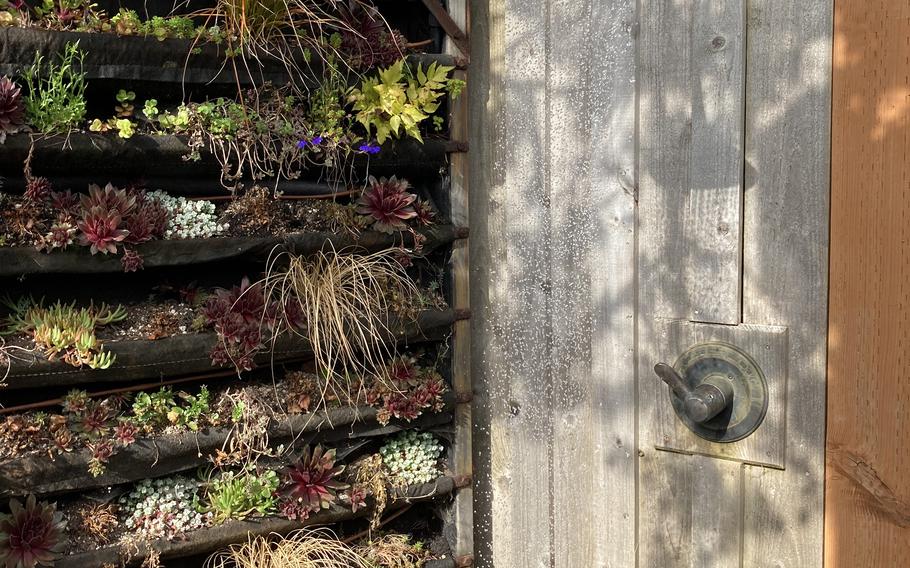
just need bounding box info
[204,527,372,568]
[260,246,420,407]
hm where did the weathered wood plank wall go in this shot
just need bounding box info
[469,0,637,565]
[826,0,910,565]
[739,1,831,565]
[470,0,831,565]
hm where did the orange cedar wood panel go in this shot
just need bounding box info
[827,0,910,566]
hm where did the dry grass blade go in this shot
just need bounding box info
[260,245,420,407]
[354,533,431,568]
[204,527,372,568]
[188,0,380,92]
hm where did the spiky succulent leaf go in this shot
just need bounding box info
[355,176,418,233]
[0,76,25,142]
[77,206,129,255]
[0,495,66,568]
[280,445,348,514]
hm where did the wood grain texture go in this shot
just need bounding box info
[639,451,744,568]
[469,0,637,565]
[741,0,832,565]
[639,0,744,325]
[548,0,637,566]
[692,456,744,568]
[469,0,553,565]
[826,0,910,565]
[651,320,788,469]
[444,0,473,559]
[639,450,695,567]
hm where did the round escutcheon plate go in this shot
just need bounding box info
[668,342,768,443]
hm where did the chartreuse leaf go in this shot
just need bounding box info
[347,57,462,144]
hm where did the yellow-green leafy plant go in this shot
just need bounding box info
[348,59,462,144]
[1,297,126,369]
[89,89,137,138]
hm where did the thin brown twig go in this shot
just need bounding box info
[341,504,413,545]
[186,189,359,202]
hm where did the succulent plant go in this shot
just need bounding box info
[379,431,443,485]
[339,4,407,71]
[279,445,348,518]
[124,192,168,243]
[114,420,138,446]
[119,476,210,540]
[203,277,302,371]
[37,219,77,252]
[87,439,114,477]
[147,191,227,239]
[78,206,129,254]
[120,248,144,272]
[355,176,418,233]
[80,183,137,217]
[414,199,437,226]
[0,76,25,143]
[3,298,125,369]
[61,389,90,415]
[368,357,447,426]
[0,495,66,568]
[23,177,52,202]
[49,189,79,214]
[76,401,111,438]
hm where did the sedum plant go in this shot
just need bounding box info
[348,59,462,144]
[22,41,87,134]
[120,476,211,540]
[204,466,279,523]
[2,297,126,369]
[147,191,227,239]
[379,430,443,485]
[0,495,66,568]
[130,386,213,432]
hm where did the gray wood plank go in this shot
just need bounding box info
[639,0,745,324]
[692,456,744,568]
[639,450,694,567]
[651,321,789,469]
[444,0,473,560]
[740,0,832,565]
[639,452,745,568]
[547,0,637,566]
[469,0,554,565]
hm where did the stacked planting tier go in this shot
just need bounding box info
[0,2,471,566]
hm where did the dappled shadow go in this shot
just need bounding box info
[469,0,832,566]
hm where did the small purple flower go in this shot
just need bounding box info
[358,143,381,155]
[296,135,324,149]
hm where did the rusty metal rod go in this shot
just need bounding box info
[419,0,470,59]
[0,368,244,415]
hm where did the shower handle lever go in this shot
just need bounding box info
[653,362,734,424]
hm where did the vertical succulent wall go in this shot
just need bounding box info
[0,1,470,566]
